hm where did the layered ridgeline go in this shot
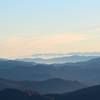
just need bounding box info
[0,78,85,94]
[17,53,99,64]
[1,85,100,100]
[0,57,100,85]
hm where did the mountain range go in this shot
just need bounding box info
[1,85,100,100]
[1,57,100,85]
[17,55,98,64]
[0,78,85,94]
[0,55,100,99]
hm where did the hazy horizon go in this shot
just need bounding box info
[0,0,100,58]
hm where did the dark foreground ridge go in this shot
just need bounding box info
[1,85,100,100]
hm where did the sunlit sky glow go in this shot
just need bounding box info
[0,0,100,58]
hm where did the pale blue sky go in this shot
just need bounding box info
[0,0,100,36]
[0,0,100,58]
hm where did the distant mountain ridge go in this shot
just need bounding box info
[17,55,99,64]
[32,53,100,58]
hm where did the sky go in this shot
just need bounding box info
[0,0,100,58]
